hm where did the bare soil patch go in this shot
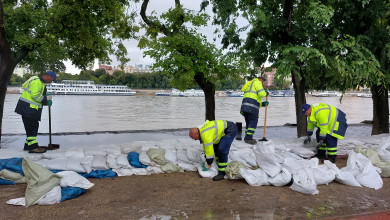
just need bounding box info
[0,157,389,219]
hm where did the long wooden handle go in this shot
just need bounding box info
[49,105,52,145]
[263,95,268,137]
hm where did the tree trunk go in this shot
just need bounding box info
[194,72,215,120]
[371,84,389,135]
[291,69,307,138]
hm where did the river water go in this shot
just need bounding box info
[1,93,380,148]
[3,94,374,134]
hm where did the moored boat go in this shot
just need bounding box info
[46,80,136,96]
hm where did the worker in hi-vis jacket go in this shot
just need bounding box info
[189,120,238,181]
[15,71,57,153]
[302,103,348,163]
[240,76,269,145]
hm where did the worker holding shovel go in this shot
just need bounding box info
[15,71,57,153]
[240,76,269,145]
[302,103,348,163]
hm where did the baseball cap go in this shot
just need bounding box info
[46,71,57,82]
[301,104,311,115]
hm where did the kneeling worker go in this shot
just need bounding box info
[189,120,238,181]
[302,103,348,163]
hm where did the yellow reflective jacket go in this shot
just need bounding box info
[241,78,267,109]
[20,76,45,110]
[307,103,346,140]
[199,120,228,159]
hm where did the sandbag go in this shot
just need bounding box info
[56,171,94,189]
[0,169,26,184]
[197,164,218,178]
[239,168,270,186]
[127,152,147,168]
[268,167,292,186]
[254,143,282,177]
[290,168,319,195]
[139,151,156,166]
[91,155,108,170]
[225,161,247,180]
[22,158,61,207]
[146,148,167,165]
[61,187,87,202]
[165,149,178,164]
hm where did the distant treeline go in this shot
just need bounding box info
[10,69,249,90]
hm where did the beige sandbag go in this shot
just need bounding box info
[146,148,167,165]
[22,158,61,207]
[0,169,26,184]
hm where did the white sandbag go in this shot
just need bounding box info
[324,160,361,187]
[160,164,184,173]
[106,155,119,169]
[378,136,390,163]
[353,153,383,190]
[254,143,282,177]
[120,141,146,154]
[268,167,292,186]
[6,197,26,206]
[187,148,204,164]
[66,158,86,173]
[239,168,270,186]
[46,158,67,170]
[290,168,319,195]
[56,171,94,189]
[34,159,48,168]
[165,149,178,164]
[146,166,164,174]
[132,168,151,175]
[35,185,62,206]
[229,151,251,167]
[81,156,93,174]
[178,162,197,171]
[140,142,160,152]
[177,149,191,163]
[65,147,84,158]
[146,148,167,165]
[104,145,122,156]
[91,155,108,170]
[312,165,336,185]
[116,155,132,168]
[196,164,218,178]
[113,168,134,176]
[139,151,156,166]
[83,146,107,156]
[290,145,315,158]
[0,169,26,184]
[225,161,247,180]
[42,149,67,159]
[282,157,318,175]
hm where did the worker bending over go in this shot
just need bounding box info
[189,120,238,181]
[302,103,348,163]
[240,76,269,145]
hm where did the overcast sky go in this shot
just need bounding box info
[65,0,219,74]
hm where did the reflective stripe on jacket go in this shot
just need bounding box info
[20,76,45,110]
[307,103,347,140]
[199,120,228,159]
[240,78,267,112]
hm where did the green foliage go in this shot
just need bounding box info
[140,3,247,91]
[3,0,139,71]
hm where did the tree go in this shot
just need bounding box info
[0,0,139,142]
[140,0,245,120]
[205,0,387,137]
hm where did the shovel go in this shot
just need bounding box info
[259,94,269,141]
[44,105,60,150]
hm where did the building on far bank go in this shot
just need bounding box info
[13,65,34,77]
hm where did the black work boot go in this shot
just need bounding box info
[328,155,336,163]
[235,122,243,140]
[23,143,29,151]
[213,172,225,181]
[244,139,257,145]
[314,150,326,160]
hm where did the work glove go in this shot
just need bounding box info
[261,101,269,107]
[47,100,52,106]
[202,162,210,171]
[303,136,311,144]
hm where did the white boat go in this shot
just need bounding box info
[226,90,244,97]
[361,93,372,98]
[170,88,184,97]
[155,90,171,96]
[183,89,204,97]
[312,91,341,97]
[270,90,294,97]
[46,80,136,96]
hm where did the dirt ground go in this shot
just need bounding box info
[1,157,390,220]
